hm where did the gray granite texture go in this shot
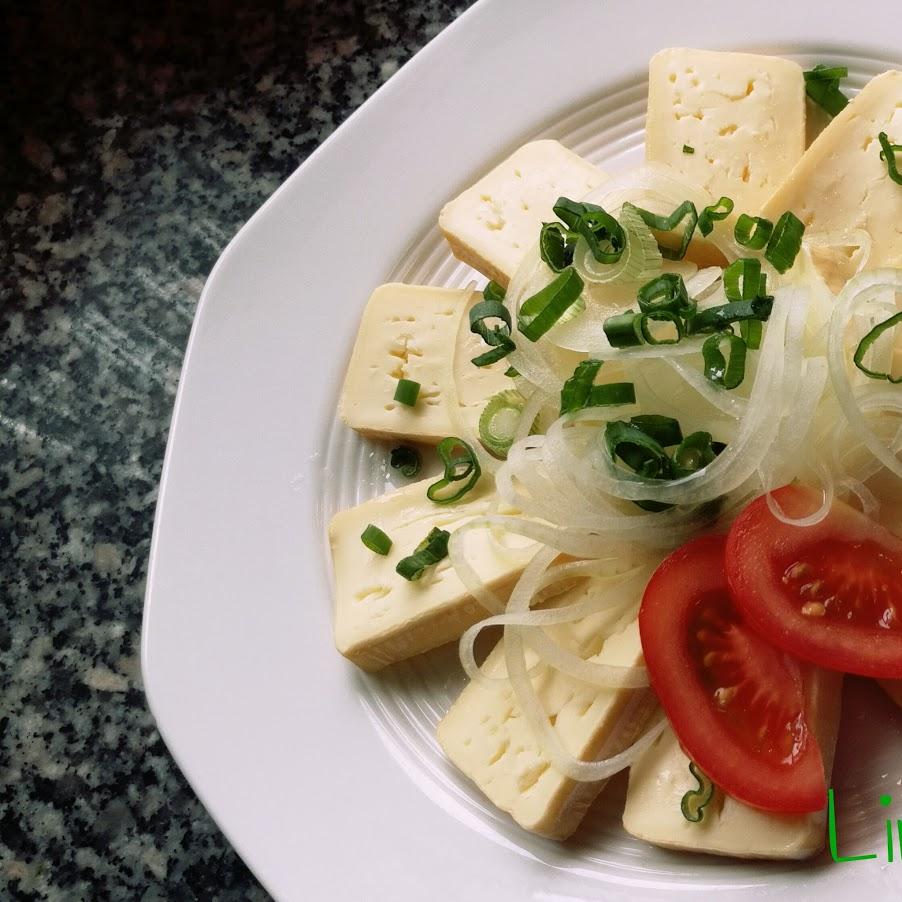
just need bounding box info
[1,2,473,898]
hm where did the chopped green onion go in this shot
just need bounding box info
[361,524,392,555]
[576,206,626,265]
[426,437,481,504]
[803,64,849,117]
[396,527,451,580]
[603,310,643,348]
[682,144,695,154]
[479,390,526,458]
[673,431,722,476]
[723,258,762,301]
[637,273,693,316]
[482,281,506,303]
[469,298,515,366]
[604,420,673,480]
[623,200,698,261]
[853,312,902,383]
[703,332,747,389]
[552,196,590,230]
[517,267,584,341]
[764,211,805,274]
[629,414,683,447]
[394,378,420,406]
[698,196,734,237]
[637,310,684,345]
[681,761,716,823]
[539,221,574,272]
[733,213,773,250]
[740,317,763,350]
[504,366,519,378]
[688,297,773,334]
[390,445,421,478]
[878,132,902,185]
[559,359,635,414]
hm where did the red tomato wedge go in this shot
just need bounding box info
[726,484,902,679]
[639,534,827,813]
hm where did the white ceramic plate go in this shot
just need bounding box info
[142,1,902,898]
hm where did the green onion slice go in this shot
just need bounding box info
[394,378,420,406]
[703,332,748,389]
[552,197,591,230]
[733,213,774,250]
[482,281,506,303]
[577,207,627,265]
[426,437,482,504]
[539,221,574,272]
[517,267,584,342]
[623,200,698,261]
[390,445,421,478]
[559,358,635,415]
[604,420,673,480]
[698,196,734,237]
[723,258,763,302]
[682,144,695,154]
[629,414,683,447]
[361,524,392,555]
[803,64,849,117]
[764,211,805,274]
[878,132,902,186]
[637,273,694,316]
[740,317,763,350]
[603,310,643,348]
[479,390,526,458]
[638,310,683,345]
[469,298,515,367]
[673,431,722,476]
[853,311,902,383]
[681,761,716,823]
[395,527,451,580]
[688,297,773,334]
[504,366,519,378]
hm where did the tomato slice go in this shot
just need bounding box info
[726,484,902,679]
[639,534,827,813]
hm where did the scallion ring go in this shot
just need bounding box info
[426,437,482,504]
[672,431,721,476]
[878,132,902,186]
[393,378,420,406]
[702,331,747,389]
[733,213,773,250]
[517,267,584,342]
[853,311,902,383]
[723,257,763,302]
[479,390,526,458]
[390,445,421,478]
[638,310,684,345]
[629,414,683,448]
[482,280,506,303]
[395,527,451,581]
[623,200,698,261]
[576,206,626,265]
[539,221,574,272]
[604,420,673,480]
[603,310,643,348]
[637,273,693,316]
[361,524,392,556]
[681,761,716,823]
[740,317,763,350]
[698,196,734,237]
[803,64,849,117]
[764,211,805,274]
[469,298,515,366]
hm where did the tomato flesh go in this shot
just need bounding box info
[640,535,826,813]
[726,485,902,678]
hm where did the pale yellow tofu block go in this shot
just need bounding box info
[438,586,657,840]
[330,477,533,671]
[762,70,902,286]
[338,283,510,444]
[623,668,843,859]
[646,48,805,214]
[439,140,606,287]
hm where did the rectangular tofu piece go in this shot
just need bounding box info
[330,477,533,671]
[437,585,657,840]
[646,48,805,214]
[338,283,510,444]
[439,140,606,287]
[762,70,902,286]
[623,667,843,859]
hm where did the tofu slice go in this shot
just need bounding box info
[646,48,806,214]
[439,140,606,287]
[330,477,532,671]
[623,667,843,859]
[762,70,902,286]
[338,283,509,444]
[438,584,657,840]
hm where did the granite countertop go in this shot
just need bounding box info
[1,2,471,898]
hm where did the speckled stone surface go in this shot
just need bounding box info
[1,3,473,898]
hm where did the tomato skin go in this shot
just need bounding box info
[726,484,902,679]
[639,534,827,814]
